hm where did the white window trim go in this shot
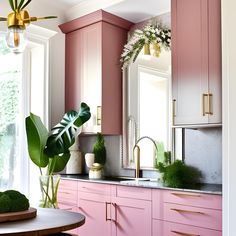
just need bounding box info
[26,24,57,128]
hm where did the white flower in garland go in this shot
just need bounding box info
[120,24,171,69]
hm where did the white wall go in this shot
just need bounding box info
[222,0,236,235]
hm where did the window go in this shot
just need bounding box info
[0,26,57,202]
[0,38,22,190]
[138,67,170,167]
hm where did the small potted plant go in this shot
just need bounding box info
[156,153,202,188]
[93,132,106,165]
[86,133,107,179]
[25,102,91,208]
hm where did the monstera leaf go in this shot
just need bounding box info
[25,113,49,168]
[44,102,91,157]
[47,153,71,175]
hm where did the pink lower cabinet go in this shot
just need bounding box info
[76,182,152,236]
[57,179,78,235]
[111,198,151,236]
[152,189,222,235]
[77,182,112,236]
[77,191,112,236]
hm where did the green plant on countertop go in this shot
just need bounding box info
[93,132,106,165]
[156,153,202,188]
[25,102,91,208]
[0,190,29,213]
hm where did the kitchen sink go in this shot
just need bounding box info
[104,176,150,182]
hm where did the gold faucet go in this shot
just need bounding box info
[133,136,158,179]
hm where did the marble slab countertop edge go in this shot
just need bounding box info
[60,174,222,195]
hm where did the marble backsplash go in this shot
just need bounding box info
[77,127,222,184]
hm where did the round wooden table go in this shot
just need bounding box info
[0,208,85,235]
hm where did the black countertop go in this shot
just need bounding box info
[60,174,222,195]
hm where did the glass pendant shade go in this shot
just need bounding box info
[6,27,27,54]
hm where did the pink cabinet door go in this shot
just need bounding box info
[79,22,102,133]
[112,197,151,236]
[172,0,221,126]
[77,191,111,236]
[65,30,82,112]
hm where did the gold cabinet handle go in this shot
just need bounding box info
[97,106,101,125]
[171,208,205,215]
[202,93,208,116]
[105,202,111,221]
[171,230,200,236]
[208,93,213,115]
[172,99,176,125]
[202,93,213,116]
[173,99,176,117]
[171,192,202,197]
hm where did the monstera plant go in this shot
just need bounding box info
[25,102,91,208]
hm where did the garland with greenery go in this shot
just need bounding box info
[120,24,171,69]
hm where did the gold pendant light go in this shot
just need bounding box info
[0,0,57,53]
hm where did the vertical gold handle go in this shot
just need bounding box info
[208,93,213,115]
[173,99,176,117]
[105,202,111,221]
[172,99,176,125]
[97,106,101,125]
[202,93,213,116]
[133,145,140,178]
[202,93,208,116]
[171,230,200,236]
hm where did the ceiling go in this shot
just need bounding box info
[54,0,170,23]
[56,0,85,8]
[104,0,170,23]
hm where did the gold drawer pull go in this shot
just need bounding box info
[171,230,200,236]
[171,192,201,197]
[59,191,71,195]
[82,186,95,191]
[171,208,205,215]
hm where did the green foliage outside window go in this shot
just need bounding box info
[0,39,20,188]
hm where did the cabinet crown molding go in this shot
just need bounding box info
[59,9,133,34]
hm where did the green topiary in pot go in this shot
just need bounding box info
[156,159,202,188]
[93,133,106,165]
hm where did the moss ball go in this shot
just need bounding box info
[0,190,29,213]
[0,194,11,213]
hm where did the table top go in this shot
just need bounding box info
[0,208,85,235]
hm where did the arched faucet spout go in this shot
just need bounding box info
[133,136,158,178]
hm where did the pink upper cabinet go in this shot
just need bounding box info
[172,0,221,127]
[59,10,133,135]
